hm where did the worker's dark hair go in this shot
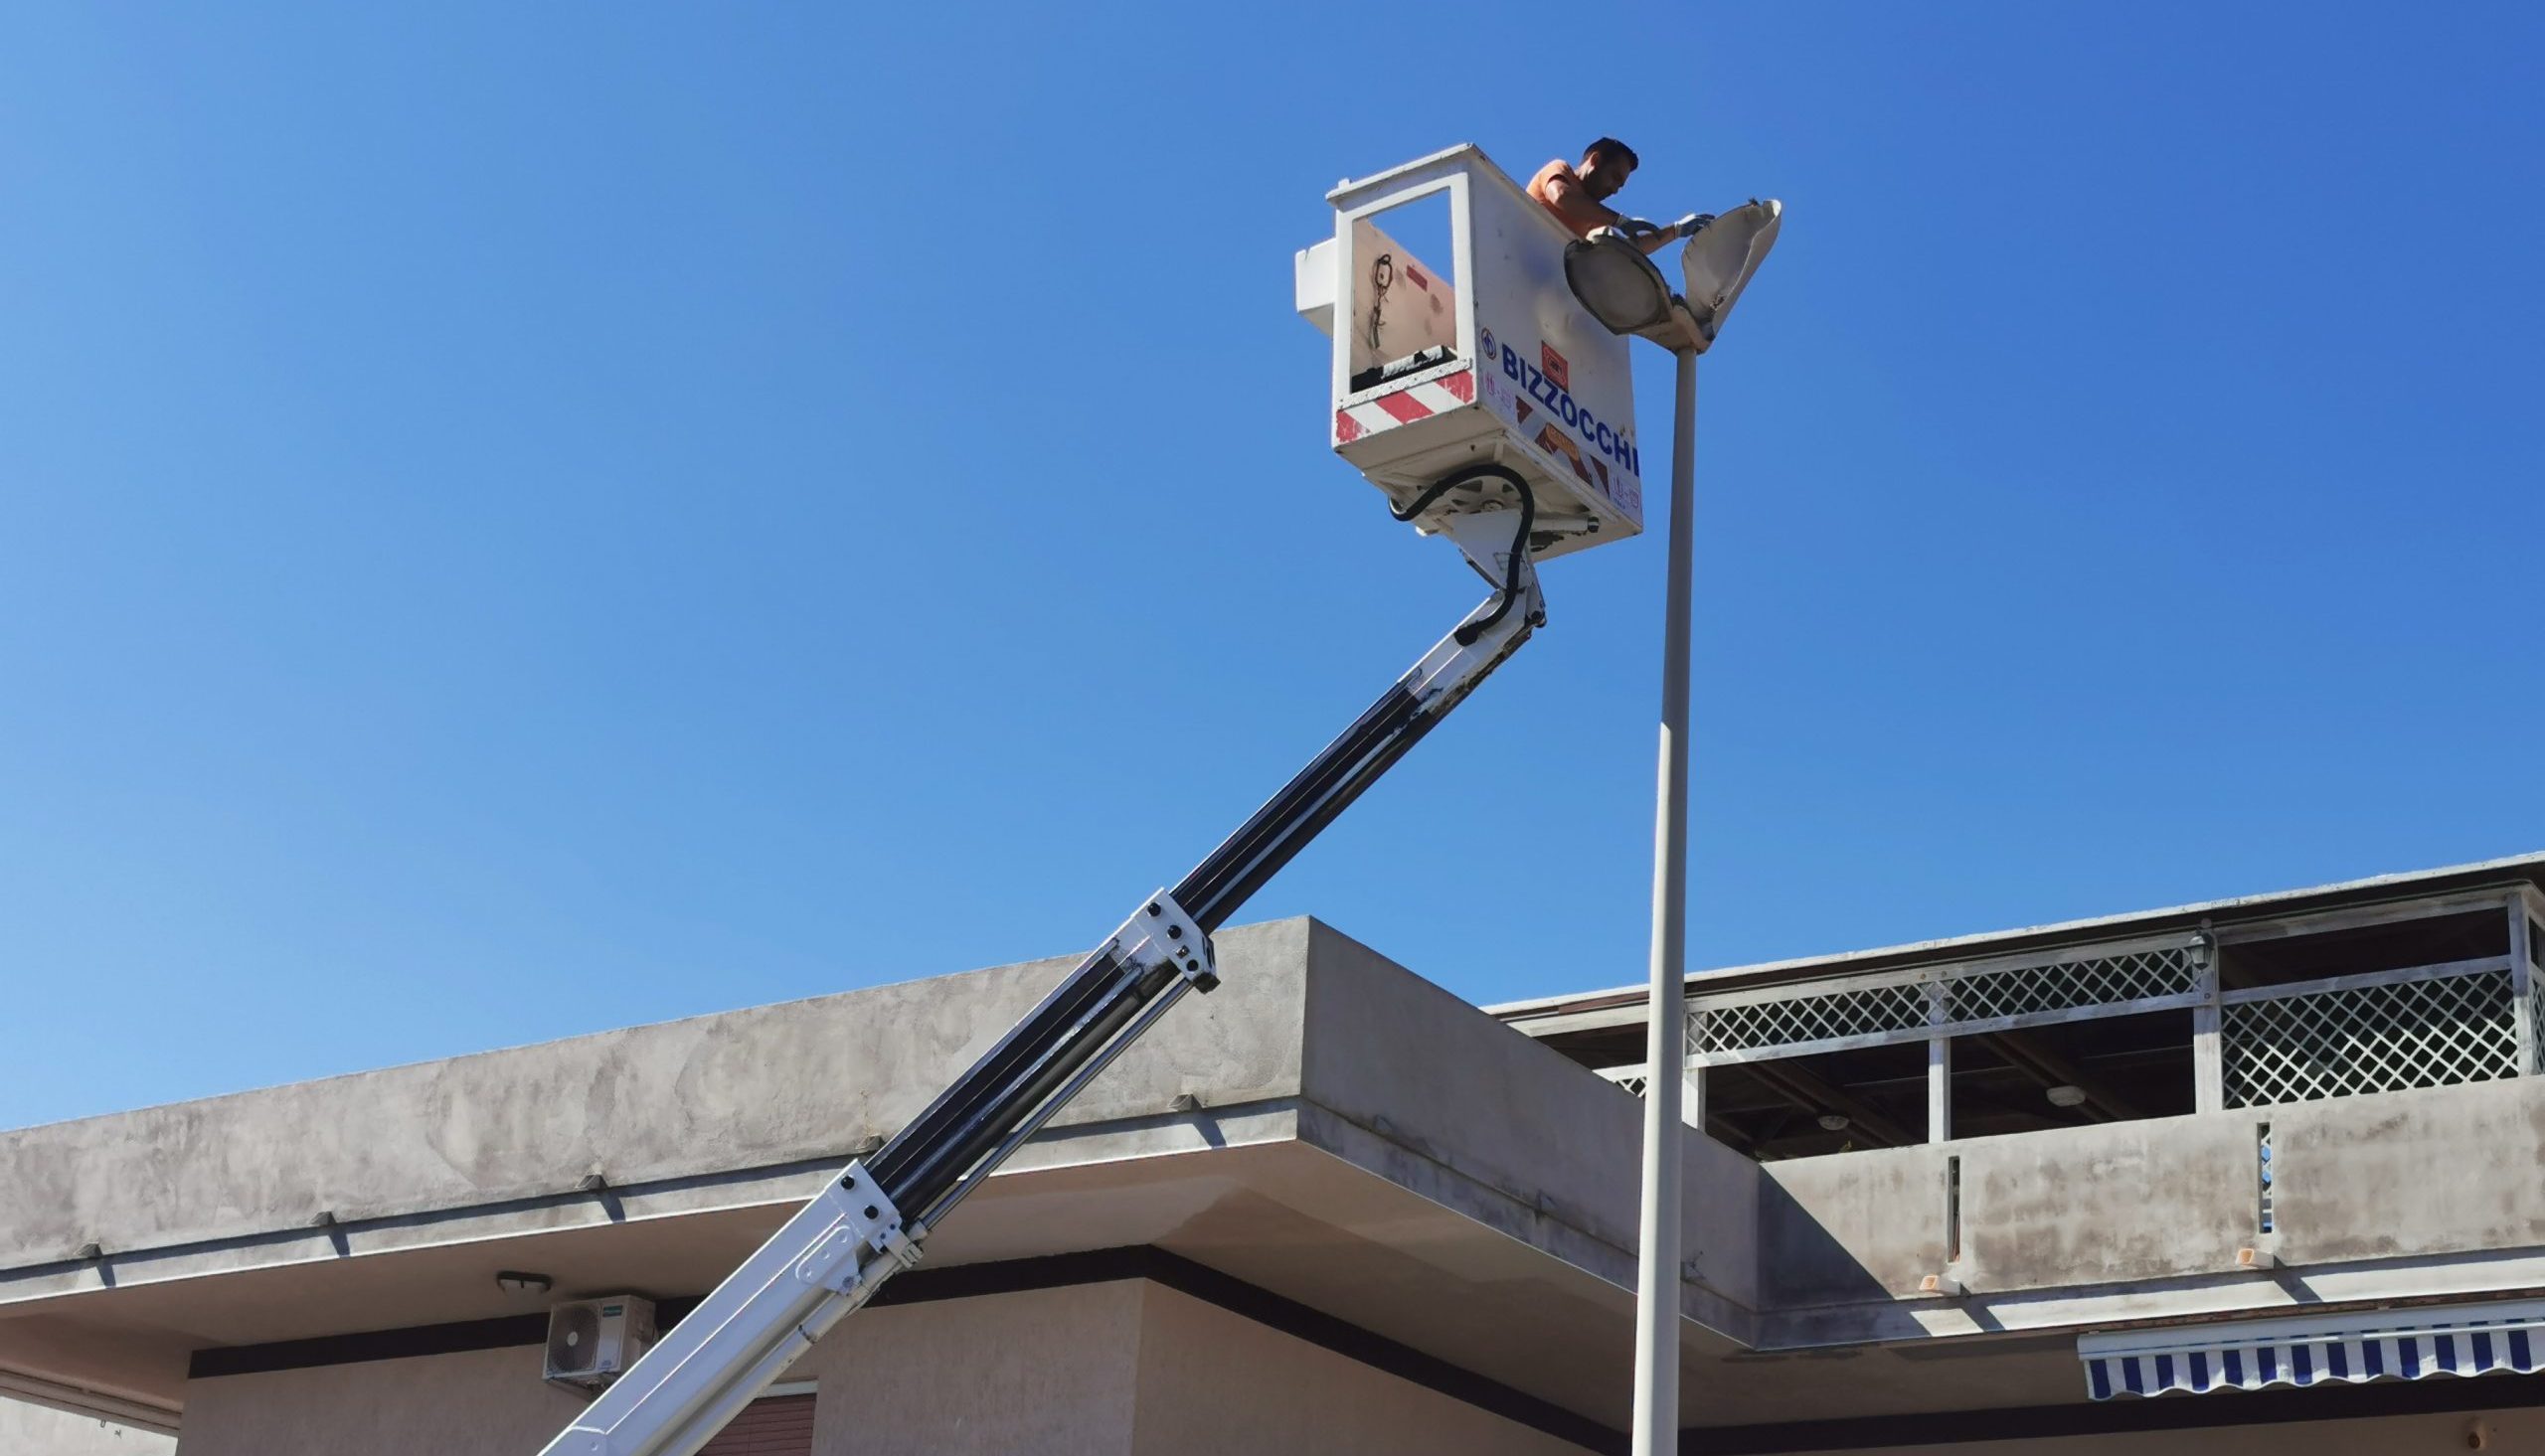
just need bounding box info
[1584,137,1639,169]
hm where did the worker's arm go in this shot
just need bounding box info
[1535,169,1627,238]
[1537,170,1703,253]
[1626,212,1716,255]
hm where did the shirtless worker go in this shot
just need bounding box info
[1526,138,1708,255]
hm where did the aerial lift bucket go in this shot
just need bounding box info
[1296,144,1650,572]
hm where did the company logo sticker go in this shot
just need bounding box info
[1497,342,1637,478]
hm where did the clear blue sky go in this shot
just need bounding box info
[6,5,2542,1129]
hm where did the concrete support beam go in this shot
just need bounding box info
[1925,983,1951,1144]
[1926,1038,1951,1144]
[2510,899,2536,1076]
[2193,927,2226,1114]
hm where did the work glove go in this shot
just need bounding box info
[1615,216,1666,240]
[1673,212,1717,238]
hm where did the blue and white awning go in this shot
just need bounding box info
[2080,1299,2545,1400]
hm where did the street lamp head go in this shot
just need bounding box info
[1563,236,1678,337]
[1675,199,1783,351]
[1562,199,1784,356]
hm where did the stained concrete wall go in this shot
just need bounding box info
[0,920,1315,1273]
[2272,1075,2545,1264]
[1759,1076,2545,1322]
[1129,1282,1584,1456]
[1960,1114,2251,1291]
[0,1398,173,1456]
[1759,1123,2254,1311]
[1758,1143,1942,1310]
[174,1282,1145,1456]
[1301,923,1761,1321]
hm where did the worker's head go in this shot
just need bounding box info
[1580,137,1639,200]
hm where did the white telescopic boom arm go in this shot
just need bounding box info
[540,475,1543,1456]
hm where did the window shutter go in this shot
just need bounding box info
[696,1393,816,1456]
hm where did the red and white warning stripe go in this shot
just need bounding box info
[1334,370,1473,444]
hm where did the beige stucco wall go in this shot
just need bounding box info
[798,1281,1141,1456]
[0,1397,173,1456]
[174,1344,581,1456]
[169,1277,1589,1456]
[155,1272,2545,1456]
[1128,1283,1585,1456]
[174,1283,1145,1456]
[1784,1402,2544,1454]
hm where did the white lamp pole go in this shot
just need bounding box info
[1630,342,1698,1456]
[1560,201,1780,1456]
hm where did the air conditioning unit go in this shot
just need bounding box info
[544,1296,657,1387]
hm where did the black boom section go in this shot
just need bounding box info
[865,590,1530,1228]
[865,942,1139,1214]
[1173,681,1429,931]
[903,959,1182,1228]
[863,677,1438,1224]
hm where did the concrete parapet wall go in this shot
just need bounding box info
[0,921,1314,1272]
[2273,1075,2545,1264]
[1758,1143,1945,1309]
[1300,923,1762,1318]
[1760,1077,2545,1319]
[1960,1114,2255,1291]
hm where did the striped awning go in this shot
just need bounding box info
[2080,1299,2545,1400]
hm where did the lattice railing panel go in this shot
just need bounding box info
[1695,979,1929,1054]
[1945,946,2201,1024]
[2222,969,2517,1108]
[2530,974,2544,1076]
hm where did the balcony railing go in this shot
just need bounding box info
[1603,885,2545,1139]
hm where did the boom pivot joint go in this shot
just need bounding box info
[1109,890,1218,994]
[805,1162,923,1293]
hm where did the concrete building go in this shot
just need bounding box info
[8,855,2545,1453]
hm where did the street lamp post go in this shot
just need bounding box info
[1630,340,1699,1456]
[1563,203,1782,1456]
